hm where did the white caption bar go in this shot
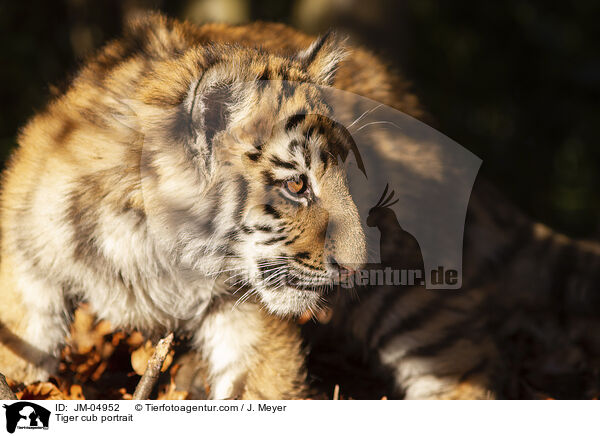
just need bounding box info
[0,400,597,435]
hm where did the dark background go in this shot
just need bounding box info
[1,0,598,238]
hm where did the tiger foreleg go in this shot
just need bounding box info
[193,300,307,400]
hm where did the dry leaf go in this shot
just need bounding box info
[18,382,66,400]
[70,306,112,354]
[157,365,189,400]
[118,388,133,400]
[90,361,108,381]
[131,340,173,375]
[157,385,189,400]
[126,331,145,349]
[69,384,85,400]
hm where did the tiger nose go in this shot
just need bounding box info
[328,256,355,280]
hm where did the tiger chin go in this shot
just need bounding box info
[0,13,366,399]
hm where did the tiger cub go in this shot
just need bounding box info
[0,13,369,399]
[7,12,591,401]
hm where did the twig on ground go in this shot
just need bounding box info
[132,332,174,400]
[0,372,17,400]
[333,384,340,400]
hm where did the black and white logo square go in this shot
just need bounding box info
[3,402,50,433]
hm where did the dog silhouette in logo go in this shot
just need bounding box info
[3,402,50,434]
[18,407,37,427]
[367,184,424,275]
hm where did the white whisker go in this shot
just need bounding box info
[352,120,403,134]
[347,104,383,129]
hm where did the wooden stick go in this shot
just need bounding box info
[0,372,17,400]
[333,384,340,400]
[132,332,174,400]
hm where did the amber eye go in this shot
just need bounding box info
[285,176,307,196]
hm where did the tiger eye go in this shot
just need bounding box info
[286,178,305,195]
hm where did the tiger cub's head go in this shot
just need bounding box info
[139,25,366,316]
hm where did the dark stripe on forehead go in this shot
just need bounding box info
[303,146,311,168]
[261,170,277,185]
[304,124,326,140]
[246,151,261,162]
[285,113,306,131]
[270,156,297,170]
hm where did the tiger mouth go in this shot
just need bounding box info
[282,274,333,292]
[261,268,333,293]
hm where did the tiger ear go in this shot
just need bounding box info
[296,31,348,85]
[187,71,238,167]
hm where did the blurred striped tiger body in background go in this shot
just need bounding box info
[307,178,600,399]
